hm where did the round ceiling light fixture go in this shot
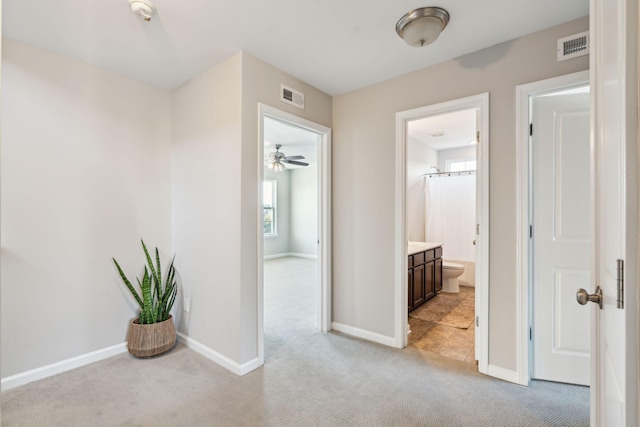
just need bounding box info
[129,0,156,22]
[396,7,450,47]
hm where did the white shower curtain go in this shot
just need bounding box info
[425,175,476,262]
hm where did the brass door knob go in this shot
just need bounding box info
[576,286,603,309]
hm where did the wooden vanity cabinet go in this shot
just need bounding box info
[424,261,435,301]
[408,246,443,312]
[434,258,443,294]
[412,263,426,307]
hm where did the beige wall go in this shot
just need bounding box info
[1,39,172,377]
[171,54,243,360]
[332,17,589,370]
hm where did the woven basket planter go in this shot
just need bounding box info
[127,315,176,358]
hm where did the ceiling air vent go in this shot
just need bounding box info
[280,85,305,110]
[557,31,589,61]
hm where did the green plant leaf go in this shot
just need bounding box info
[155,247,162,288]
[142,240,162,300]
[166,283,177,321]
[113,258,144,309]
[140,268,156,324]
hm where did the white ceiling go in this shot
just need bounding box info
[3,0,588,96]
[408,109,477,150]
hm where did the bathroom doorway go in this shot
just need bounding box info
[405,109,478,363]
[257,104,332,364]
[395,93,489,373]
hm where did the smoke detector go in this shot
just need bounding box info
[129,0,156,22]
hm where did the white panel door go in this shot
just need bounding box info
[532,90,591,385]
[590,0,637,423]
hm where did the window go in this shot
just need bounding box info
[263,180,277,236]
[447,158,476,172]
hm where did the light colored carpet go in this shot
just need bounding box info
[410,286,475,329]
[2,261,589,426]
[1,336,589,426]
[263,257,317,360]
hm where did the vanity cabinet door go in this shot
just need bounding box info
[408,269,413,310]
[424,261,435,300]
[412,264,426,307]
[434,258,443,293]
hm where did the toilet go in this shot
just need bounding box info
[442,261,465,293]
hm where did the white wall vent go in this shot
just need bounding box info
[557,31,589,61]
[280,85,305,109]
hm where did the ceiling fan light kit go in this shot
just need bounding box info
[269,162,286,172]
[396,7,450,47]
[129,0,156,22]
[267,144,309,172]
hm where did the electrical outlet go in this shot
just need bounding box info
[183,297,191,313]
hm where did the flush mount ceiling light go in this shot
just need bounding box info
[129,0,156,22]
[396,7,450,47]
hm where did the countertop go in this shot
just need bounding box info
[408,241,442,255]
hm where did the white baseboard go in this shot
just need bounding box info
[263,253,317,260]
[331,322,397,347]
[1,342,128,391]
[487,364,524,385]
[177,333,262,376]
[288,253,317,260]
[239,357,263,375]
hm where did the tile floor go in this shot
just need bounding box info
[408,285,476,364]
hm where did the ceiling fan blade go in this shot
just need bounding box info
[284,155,305,160]
[282,160,309,166]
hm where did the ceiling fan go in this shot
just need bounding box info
[266,144,309,172]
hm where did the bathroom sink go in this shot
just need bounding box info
[408,241,442,255]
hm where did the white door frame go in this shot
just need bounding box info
[394,93,489,374]
[515,70,590,386]
[257,103,332,364]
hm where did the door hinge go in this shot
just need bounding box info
[475,316,479,327]
[529,225,533,238]
[476,224,480,235]
[476,131,480,144]
[529,123,533,136]
[617,259,624,309]
[529,327,532,340]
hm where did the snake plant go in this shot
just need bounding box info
[113,240,178,324]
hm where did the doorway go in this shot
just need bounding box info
[405,109,478,363]
[395,93,490,374]
[257,104,332,364]
[516,70,591,386]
